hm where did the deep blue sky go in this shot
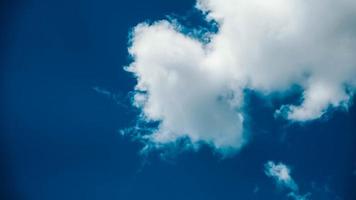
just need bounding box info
[1,0,355,200]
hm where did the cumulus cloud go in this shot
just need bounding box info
[264,161,310,200]
[127,21,246,154]
[125,0,356,153]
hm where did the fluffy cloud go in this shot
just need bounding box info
[127,22,246,153]
[126,0,356,153]
[264,161,310,200]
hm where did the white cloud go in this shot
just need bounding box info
[127,21,246,154]
[264,161,298,191]
[125,0,356,153]
[264,161,310,200]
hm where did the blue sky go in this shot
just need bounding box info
[1,0,356,200]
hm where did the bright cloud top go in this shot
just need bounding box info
[126,0,356,153]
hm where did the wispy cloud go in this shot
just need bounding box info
[93,86,129,109]
[264,161,298,191]
[288,192,311,200]
[264,161,310,200]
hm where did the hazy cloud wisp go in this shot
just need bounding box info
[264,161,310,200]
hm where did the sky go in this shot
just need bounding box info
[1,0,356,200]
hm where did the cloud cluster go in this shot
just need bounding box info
[264,161,310,200]
[126,0,356,153]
